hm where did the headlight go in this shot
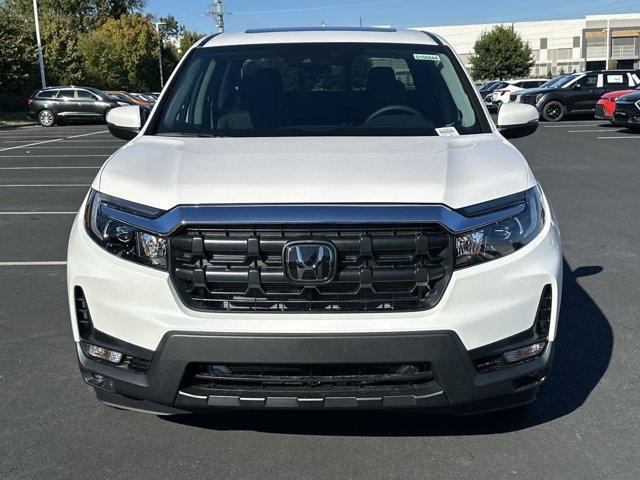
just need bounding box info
[84,189,167,270]
[455,187,545,269]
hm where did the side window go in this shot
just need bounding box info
[36,90,57,99]
[604,74,625,90]
[77,90,97,100]
[57,89,76,99]
[582,74,599,89]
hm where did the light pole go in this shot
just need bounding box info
[32,0,46,88]
[155,22,166,89]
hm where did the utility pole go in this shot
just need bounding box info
[211,0,224,33]
[604,18,611,69]
[155,22,166,89]
[32,0,46,88]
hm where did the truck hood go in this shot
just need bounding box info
[97,134,534,211]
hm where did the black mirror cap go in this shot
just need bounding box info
[107,123,139,141]
[499,121,539,139]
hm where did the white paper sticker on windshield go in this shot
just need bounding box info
[435,127,460,136]
[414,53,440,62]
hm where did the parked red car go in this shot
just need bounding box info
[596,88,639,121]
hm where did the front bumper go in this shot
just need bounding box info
[79,328,553,414]
[68,194,562,413]
[595,103,613,120]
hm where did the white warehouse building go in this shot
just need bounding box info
[414,13,640,78]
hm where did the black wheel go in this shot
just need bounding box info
[37,109,56,127]
[541,101,565,122]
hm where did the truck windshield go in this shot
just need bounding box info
[154,43,488,137]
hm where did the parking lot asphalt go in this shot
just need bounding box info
[0,120,638,479]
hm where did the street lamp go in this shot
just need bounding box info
[32,0,46,88]
[155,22,166,89]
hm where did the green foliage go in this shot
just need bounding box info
[0,0,191,109]
[80,13,160,91]
[470,25,533,80]
[0,0,39,109]
[179,30,204,55]
[40,11,84,85]
[40,0,147,30]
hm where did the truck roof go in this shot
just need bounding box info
[201,27,441,48]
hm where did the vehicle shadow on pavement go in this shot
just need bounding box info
[163,259,612,435]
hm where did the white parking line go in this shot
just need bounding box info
[10,146,118,150]
[0,130,108,152]
[0,261,67,266]
[598,136,640,139]
[567,129,620,133]
[0,211,76,215]
[0,184,90,187]
[11,146,118,149]
[0,154,109,158]
[542,123,607,128]
[0,166,99,170]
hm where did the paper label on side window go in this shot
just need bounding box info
[414,53,440,62]
[435,127,459,136]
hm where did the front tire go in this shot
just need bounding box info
[541,101,565,122]
[38,109,56,127]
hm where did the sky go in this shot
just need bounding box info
[145,0,640,34]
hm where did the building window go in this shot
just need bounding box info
[573,36,581,48]
[540,38,547,49]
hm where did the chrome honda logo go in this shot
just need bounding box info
[283,241,336,284]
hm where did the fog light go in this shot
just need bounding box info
[83,342,123,364]
[503,341,546,364]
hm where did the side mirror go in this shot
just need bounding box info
[497,103,539,139]
[573,84,582,90]
[106,105,146,141]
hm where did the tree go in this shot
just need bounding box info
[0,0,39,109]
[41,0,147,30]
[180,30,204,55]
[179,30,204,55]
[79,13,160,90]
[39,11,84,85]
[469,25,533,80]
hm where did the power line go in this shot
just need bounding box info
[227,0,406,16]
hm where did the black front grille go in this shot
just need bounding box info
[181,363,436,396]
[169,224,453,312]
[614,101,640,122]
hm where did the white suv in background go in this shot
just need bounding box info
[492,79,548,107]
[68,27,561,415]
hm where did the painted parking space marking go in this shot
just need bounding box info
[0,184,90,187]
[0,154,109,158]
[597,136,640,139]
[567,129,625,133]
[0,261,67,266]
[0,211,76,215]
[0,130,108,152]
[0,166,100,170]
[10,146,119,149]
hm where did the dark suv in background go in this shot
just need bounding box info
[28,86,125,127]
[515,70,640,121]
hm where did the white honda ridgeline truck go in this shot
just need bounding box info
[68,27,561,414]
